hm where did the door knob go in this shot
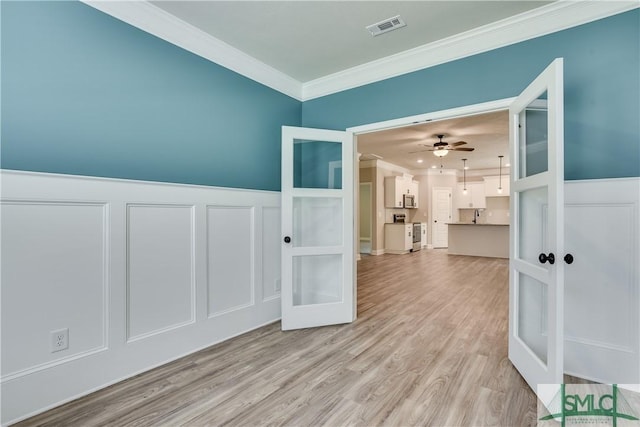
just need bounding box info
[564,254,574,264]
[284,236,291,243]
[538,252,555,265]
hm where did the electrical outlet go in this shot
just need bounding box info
[51,328,69,353]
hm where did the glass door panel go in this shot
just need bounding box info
[518,186,548,266]
[292,197,342,247]
[294,139,342,189]
[519,92,549,178]
[292,255,343,306]
[518,272,548,364]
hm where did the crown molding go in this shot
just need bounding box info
[359,159,411,175]
[81,1,637,103]
[301,1,639,101]
[81,0,302,100]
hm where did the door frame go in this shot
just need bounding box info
[346,97,515,321]
[347,97,515,251]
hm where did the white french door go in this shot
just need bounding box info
[509,58,565,391]
[280,126,355,330]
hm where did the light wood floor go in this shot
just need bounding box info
[17,250,539,426]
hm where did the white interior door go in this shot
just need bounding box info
[509,58,565,391]
[432,187,452,248]
[281,126,355,330]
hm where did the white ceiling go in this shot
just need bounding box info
[150,1,553,82]
[357,110,509,172]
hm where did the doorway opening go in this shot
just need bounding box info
[351,98,513,258]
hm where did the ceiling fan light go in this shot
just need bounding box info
[433,149,448,157]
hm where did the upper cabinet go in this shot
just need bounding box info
[409,180,419,208]
[454,182,486,209]
[483,176,510,197]
[384,176,419,208]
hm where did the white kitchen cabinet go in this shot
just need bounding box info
[410,180,419,208]
[384,223,413,254]
[483,175,510,197]
[420,222,427,248]
[384,176,419,208]
[384,177,406,208]
[454,182,486,209]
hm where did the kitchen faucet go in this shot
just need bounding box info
[472,209,480,224]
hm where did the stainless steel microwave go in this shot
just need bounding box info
[403,194,416,208]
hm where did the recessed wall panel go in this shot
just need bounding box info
[127,205,194,340]
[208,207,254,316]
[565,204,634,350]
[262,207,281,300]
[1,202,107,376]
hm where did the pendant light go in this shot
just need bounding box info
[462,159,468,195]
[498,155,504,194]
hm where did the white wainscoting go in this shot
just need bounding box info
[1,172,638,423]
[0,170,281,425]
[564,178,640,384]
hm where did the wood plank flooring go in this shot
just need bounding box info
[16,250,539,426]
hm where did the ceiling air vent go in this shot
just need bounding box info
[366,15,406,37]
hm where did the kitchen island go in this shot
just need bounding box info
[447,223,509,258]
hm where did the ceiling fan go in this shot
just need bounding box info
[410,134,475,157]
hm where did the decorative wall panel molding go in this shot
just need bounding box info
[564,178,639,384]
[262,206,282,301]
[0,170,281,425]
[126,204,196,341]
[207,206,255,317]
[0,201,108,379]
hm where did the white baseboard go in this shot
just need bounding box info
[371,249,386,256]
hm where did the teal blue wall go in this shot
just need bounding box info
[302,10,640,180]
[3,3,638,189]
[1,1,301,191]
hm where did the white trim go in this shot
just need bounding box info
[371,249,386,256]
[1,169,279,195]
[302,2,639,100]
[80,0,301,100]
[81,1,637,102]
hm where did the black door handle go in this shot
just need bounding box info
[538,252,555,264]
[284,236,291,243]
[564,254,574,264]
